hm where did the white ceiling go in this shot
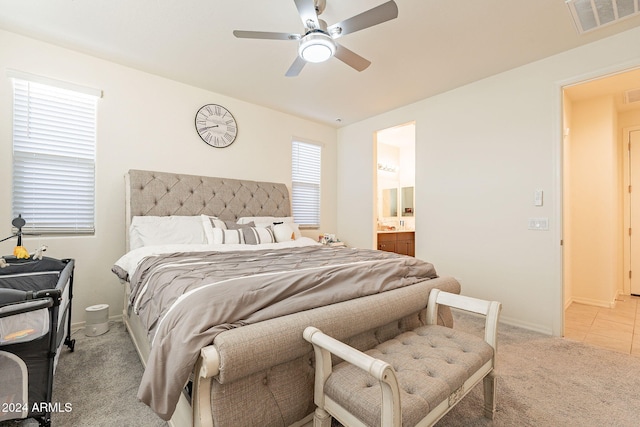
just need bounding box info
[1,0,640,127]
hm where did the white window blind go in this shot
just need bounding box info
[11,76,98,235]
[291,140,321,228]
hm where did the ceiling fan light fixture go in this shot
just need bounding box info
[298,33,336,63]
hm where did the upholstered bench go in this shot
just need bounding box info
[303,289,501,427]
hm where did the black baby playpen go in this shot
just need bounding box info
[0,256,75,427]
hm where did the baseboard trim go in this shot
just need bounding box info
[499,315,553,336]
[71,313,123,332]
[571,296,616,309]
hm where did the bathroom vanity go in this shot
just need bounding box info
[377,231,415,257]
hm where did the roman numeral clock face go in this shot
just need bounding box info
[195,104,238,148]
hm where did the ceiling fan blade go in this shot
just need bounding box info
[294,0,320,30]
[285,56,307,77]
[334,44,371,72]
[233,30,299,41]
[327,0,398,39]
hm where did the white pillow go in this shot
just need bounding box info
[129,216,208,250]
[288,223,301,240]
[272,223,295,243]
[237,216,301,239]
[237,216,293,226]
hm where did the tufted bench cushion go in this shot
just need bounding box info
[324,325,494,427]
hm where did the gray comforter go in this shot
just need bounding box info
[125,245,439,420]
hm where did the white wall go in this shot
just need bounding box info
[0,29,338,325]
[567,96,620,307]
[337,26,640,335]
[620,110,640,129]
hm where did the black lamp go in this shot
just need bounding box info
[0,215,26,245]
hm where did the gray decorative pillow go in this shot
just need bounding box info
[206,216,227,229]
[241,227,276,245]
[225,221,255,230]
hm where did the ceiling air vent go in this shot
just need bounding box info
[566,0,640,34]
[625,88,640,104]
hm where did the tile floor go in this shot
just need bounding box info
[564,294,640,357]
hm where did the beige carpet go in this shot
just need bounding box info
[438,311,640,426]
[4,312,640,426]
[50,322,167,427]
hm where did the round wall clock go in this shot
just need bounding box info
[195,104,238,148]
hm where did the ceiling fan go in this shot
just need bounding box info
[233,0,398,77]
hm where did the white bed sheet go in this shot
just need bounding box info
[114,237,320,281]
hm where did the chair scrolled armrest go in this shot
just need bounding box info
[304,326,390,377]
[304,326,402,426]
[198,345,221,378]
[426,289,502,350]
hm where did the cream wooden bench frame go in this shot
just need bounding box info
[303,289,502,427]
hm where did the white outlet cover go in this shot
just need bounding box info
[528,218,549,230]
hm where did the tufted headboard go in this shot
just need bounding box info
[124,169,291,250]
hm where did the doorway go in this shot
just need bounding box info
[375,122,416,247]
[562,67,640,353]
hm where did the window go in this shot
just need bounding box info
[10,71,100,235]
[291,140,321,228]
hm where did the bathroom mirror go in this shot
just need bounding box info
[401,186,414,217]
[382,188,398,217]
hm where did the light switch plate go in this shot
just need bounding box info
[534,190,543,206]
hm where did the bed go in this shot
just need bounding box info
[113,169,461,427]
